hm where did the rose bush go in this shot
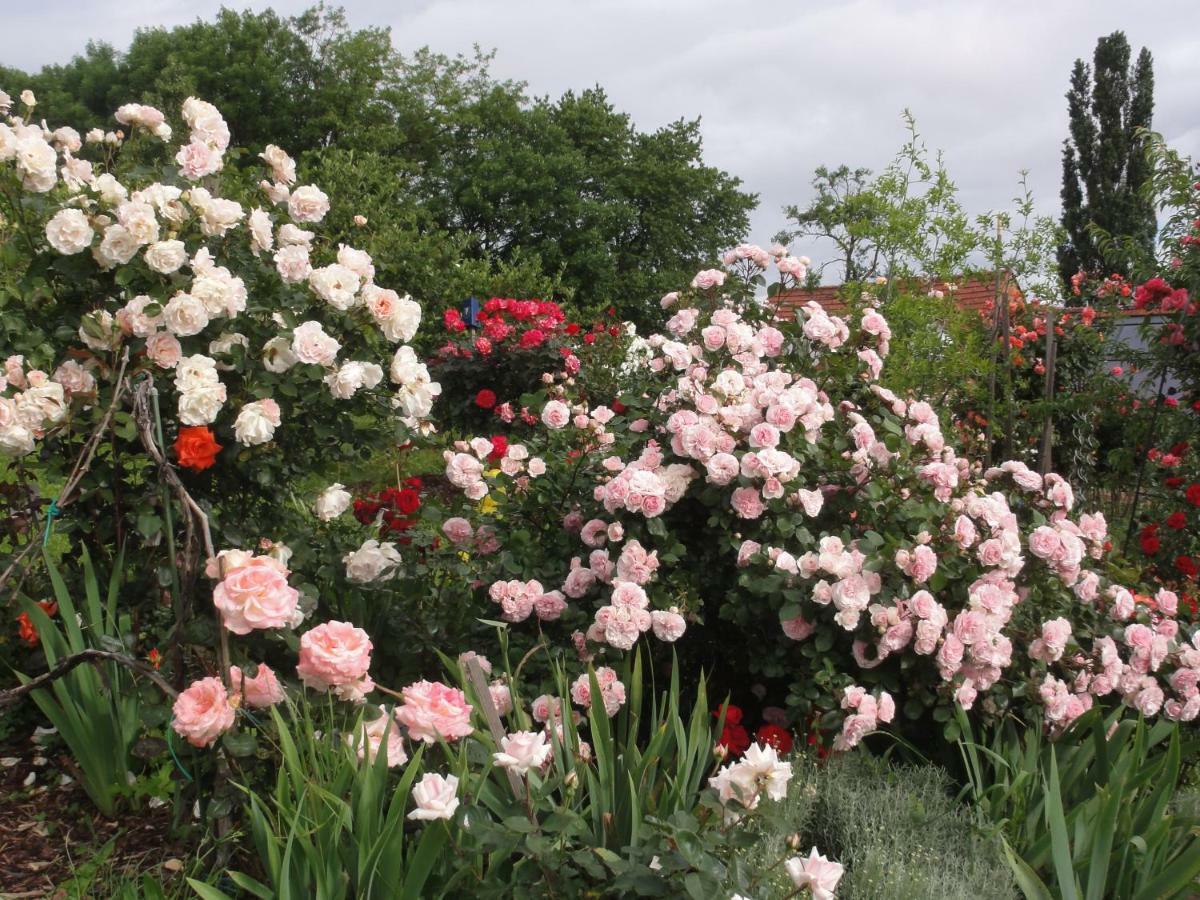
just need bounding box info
[432,250,1199,750]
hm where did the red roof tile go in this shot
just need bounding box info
[772,273,1023,321]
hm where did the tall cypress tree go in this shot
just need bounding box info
[1057,33,1156,291]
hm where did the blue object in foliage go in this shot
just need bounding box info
[461,296,481,328]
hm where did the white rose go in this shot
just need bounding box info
[287,185,329,223]
[162,293,210,337]
[144,240,187,274]
[273,244,311,284]
[16,134,56,192]
[44,209,94,255]
[116,295,162,337]
[173,354,220,394]
[314,483,352,521]
[248,208,273,256]
[308,264,361,310]
[93,224,139,268]
[115,200,159,245]
[78,310,121,352]
[364,285,422,343]
[336,244,374,283]
[291,321,340,367]
[93,173,127,204]
[259,145,296,185]
[177,384,226,425]
[261,336,298,373]
[197,197,243,237]
[18,382,67,427]
[208,332,250,370]
[277,224,313,246]
[344,539,402,583]
[51,360,96,397]
[233,399,281,446]
[20,90,36,108]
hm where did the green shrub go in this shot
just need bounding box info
[746,753,1016,900]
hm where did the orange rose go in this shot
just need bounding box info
[17,612,37,647]
[175,426,222,472]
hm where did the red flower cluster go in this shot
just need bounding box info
[755,724,794,754]
[1140,523,1161,556]
[714,703,750,757]
[1134,277,1193,313]
[354,479,423,538]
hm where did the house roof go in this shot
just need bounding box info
[772,273,1023,320]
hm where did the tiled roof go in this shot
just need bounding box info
[772,273,1023,320]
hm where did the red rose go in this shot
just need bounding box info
[1167,512,1188,529]
[475,389,497,410]
[755,724,794,754]
[519,329,546,348]
[713,702,743,726]
[174,426,222,472]
[717,723,750,758]
[612,400,627,414]
[1187,484,1200,507]
[1141,534,1161,555]
[1176,556,1198,579]
[394,489,421,516]
[488,435,508,462]
[1166,477,1184,489]
[565,322,580,335]
[583,333,596,345]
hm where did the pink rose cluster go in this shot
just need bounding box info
[570,666,627,717]
[593,442,693,519]
[487,578,567,623]
[833,685,895,750]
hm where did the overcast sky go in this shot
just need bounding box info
[6,0,1199,280]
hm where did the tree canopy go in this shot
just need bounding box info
[3,5,755,326]
[1057,31,1156,291]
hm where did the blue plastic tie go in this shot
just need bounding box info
[42,500,61,547]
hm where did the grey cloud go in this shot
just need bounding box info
[7,0,1198,278]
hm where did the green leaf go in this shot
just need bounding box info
[186,879,236,900]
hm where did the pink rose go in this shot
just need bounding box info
[145,332,182,369]
[535,590,568,620]
[297,621,374,699]
[441,517,474,545]
[691,269,727,290]
[352,710,408,767]
[541,400,570,429]
[229,663,285,708]
[781,615,815,641]
[172,677,235,748]
[395,679,474,743]
[651,609,687,642]
[212,557,300,635]
[731,486,765,519]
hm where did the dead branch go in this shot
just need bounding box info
[0,648,178,707]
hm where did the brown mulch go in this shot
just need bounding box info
[0,736,190,898]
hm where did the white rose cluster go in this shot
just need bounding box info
[0,94,438,460]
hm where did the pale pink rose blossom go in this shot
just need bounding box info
[172,677,235,747]
[229,663,285,708]
[395,680,474,743]
[212,557,299,634]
